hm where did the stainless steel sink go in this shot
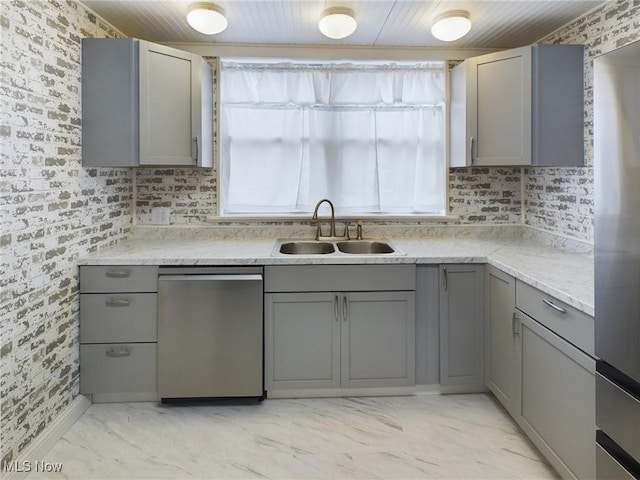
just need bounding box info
[279,241,335,255]
[273,239,403,256]
[336,241,395,254]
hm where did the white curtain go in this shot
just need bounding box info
[220,61,446,215]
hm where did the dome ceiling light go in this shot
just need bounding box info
[186,2,228,35]
[431,10,472,42]
[319,7,357,40]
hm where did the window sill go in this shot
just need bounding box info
[205,214,460,224]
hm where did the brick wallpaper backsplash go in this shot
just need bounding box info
[0,0,131,465]
[449,167,522,224]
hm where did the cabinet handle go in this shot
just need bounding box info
[512,312,520,336]
[469,137,476,164]
[105,270,130,278]
[542,298,567,315]
[105,348,130,358]
[194,136,199,164]
[334,295,339,322]
[343,295,348,321]
[443,266,448,291]
[105,299,130,307]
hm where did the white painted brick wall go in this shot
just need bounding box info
[0,0,131,465]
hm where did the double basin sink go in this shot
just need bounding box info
[274,239,403,256]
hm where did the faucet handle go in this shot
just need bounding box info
[356,220,364,240]
[342,222,352,240]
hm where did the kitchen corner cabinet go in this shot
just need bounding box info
[486,266,596,480]
[450,44,584,167]
[439,264,485,390]
[485,266,520,416]
[79,266,159,402]
[515,280,595,480]
[82,38,212,168]
[264,265,416,392]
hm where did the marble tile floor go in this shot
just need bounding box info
[27,393,559,480]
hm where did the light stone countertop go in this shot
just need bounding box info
[80,236,594,316]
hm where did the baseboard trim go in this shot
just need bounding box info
[1,395,91,480]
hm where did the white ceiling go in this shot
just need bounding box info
[80,0,605,49]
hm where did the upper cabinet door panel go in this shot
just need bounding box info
[475,47,531,166]
[139,42,197,166]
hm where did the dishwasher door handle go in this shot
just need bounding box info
[159,275,262,282]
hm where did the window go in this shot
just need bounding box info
[219,59,446,217]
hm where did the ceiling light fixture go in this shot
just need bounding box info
[319,7,357,40]
[431,10,472,42]
[186,2,228,35]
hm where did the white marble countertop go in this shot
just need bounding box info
[80,236,594,316]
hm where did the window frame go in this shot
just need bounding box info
[214,57,453,221]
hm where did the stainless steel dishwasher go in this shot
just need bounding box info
[157,267,264,401]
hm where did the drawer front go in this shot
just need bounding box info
[265,264,416,292]
[596,372,640,463]
[80,343,156,395]
[80,266,158,293]
[80,293,157,343]
[516,280,594,356]
[596,444,637,480]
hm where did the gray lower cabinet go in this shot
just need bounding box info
[265,292,340,390]
[79,266,158,402]
[265,291,415,391]
[439,264,485,389]
[342,291,416,388]
[517,310,596,480]
[264,265,416,393]
[485,266,520,416]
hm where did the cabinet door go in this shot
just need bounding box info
[472,46,532,166]
[139,41,201,166]
[518,312,596,480]
[485,266,520,415]
[439,265,485,388]
[341,292,416,388]
[265,292,340,390]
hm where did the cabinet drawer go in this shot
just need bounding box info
[80,293,157,343]
[265,265,416,292]
[80,266,158,293]
[516,280,593,356]
[596,372,640,464]
[80,343,156,395]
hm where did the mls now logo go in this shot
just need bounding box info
[2,461,63,473]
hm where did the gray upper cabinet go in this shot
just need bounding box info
[450,44,584,168]
[439,264,485,390]
[485,266,520,416]
[82,38,212,168]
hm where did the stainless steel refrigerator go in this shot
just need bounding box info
[594,39,640,479]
